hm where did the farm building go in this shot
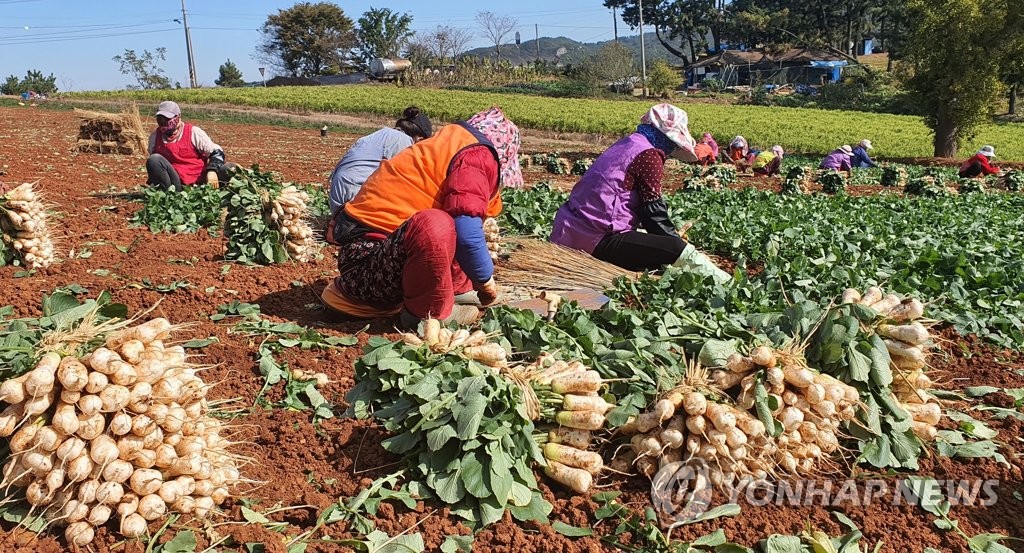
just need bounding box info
[687,47,849,88]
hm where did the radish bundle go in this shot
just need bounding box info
[269,185,317,262]
[221,165,320,264]
[483,217,501,262]
[842,286,932,354]
[613,359,778,490]
[1,182,57,268]
[816,170,847,194]
[781,166,811,195]
[880,165,908,187]
[527,356,611,493]
[400,319,499,365]
[395,322,611,494]
[0,315,244,545]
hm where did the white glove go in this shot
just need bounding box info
[674,243,731,284]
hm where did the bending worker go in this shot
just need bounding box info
[820,145,853,177]
[751,145,784,176]
[327,106,433,215]
[851,139,877,168]
[322,107,521,328]
[549,103,729,282]
[959,145,1000,178]
[146,101,235,191]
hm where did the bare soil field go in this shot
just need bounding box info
[0,105,1021,553]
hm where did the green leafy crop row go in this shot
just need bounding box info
[75,86,1024,159]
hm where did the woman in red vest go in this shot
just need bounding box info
[322,106,521,328]
[146,101,234,191]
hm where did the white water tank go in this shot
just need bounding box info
[369,58,412,78]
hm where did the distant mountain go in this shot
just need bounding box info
[462,32,689,66]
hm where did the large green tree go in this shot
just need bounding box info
[604,0,720,65]
[904,0,1018,156]
[258,2,357,77]
[215,59,246,87]
[355,7,414,70]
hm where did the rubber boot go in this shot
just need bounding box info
[454,291,481,306]
[673,243,731,284]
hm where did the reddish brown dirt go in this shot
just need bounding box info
[1,105,1022,552]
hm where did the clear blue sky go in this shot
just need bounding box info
[0,0,634,91]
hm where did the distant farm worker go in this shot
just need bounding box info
[820,145,853,176]
[327,106,433,215]
[549,103,729,282]
[851,139,877,168]
[321,106,521,328]
[701,132,720,159]
[693,140,716,166]
[146,101,235,192]
[725,135,749,165]
[958,145,1000,178]
[751,145,784,176]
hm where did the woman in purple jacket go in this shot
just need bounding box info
[550,103,729,276]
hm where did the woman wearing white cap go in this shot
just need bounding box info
[958,145,1000,178]
[851,139,877,168]
[550,103,729,282]
[146,101,235,192]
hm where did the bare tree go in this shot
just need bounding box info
[408,25,473,65]
[435,25,474,64]
[475,11,518,63]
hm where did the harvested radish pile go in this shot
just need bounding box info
[881,165,908,187]
[483,217,501,262]
[269,185,318,262]
[1,182,57,269]
[0,304,243,546]
[614,345,860,495]
[841,285,942,442]
[221,165,319,264]
[351,319,613,525]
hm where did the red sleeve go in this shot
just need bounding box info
[981,157,1000,175]
[441,145,499,217]
[623,148,667,203]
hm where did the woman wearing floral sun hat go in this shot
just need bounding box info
[322,106,522,328]
[549,103,729,282]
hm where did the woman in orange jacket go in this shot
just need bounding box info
[322,107,521,328]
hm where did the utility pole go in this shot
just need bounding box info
[638,0,647,96]
[535,24,540,61]
[180,0,198,88]
[613,7,618,42]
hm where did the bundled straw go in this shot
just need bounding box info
[74,105,148,155]
[497,237,638,292]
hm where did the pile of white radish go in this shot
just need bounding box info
[483,217,500,262]
[524,355,611,494]
[616,346,862,493]
[269,185,317,262]
[0,317,243,546]
[400,319,502,366]
[1,182,57,268]
[840,286,942,442]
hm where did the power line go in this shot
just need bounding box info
[0,28,176,46]
[0,20,169,40]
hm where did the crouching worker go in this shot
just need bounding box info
[146,101,236,192]
[959,145,1000,178]
[549,103,729,283]
[322,106,521,328]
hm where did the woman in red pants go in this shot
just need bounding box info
[322,106,521,328]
